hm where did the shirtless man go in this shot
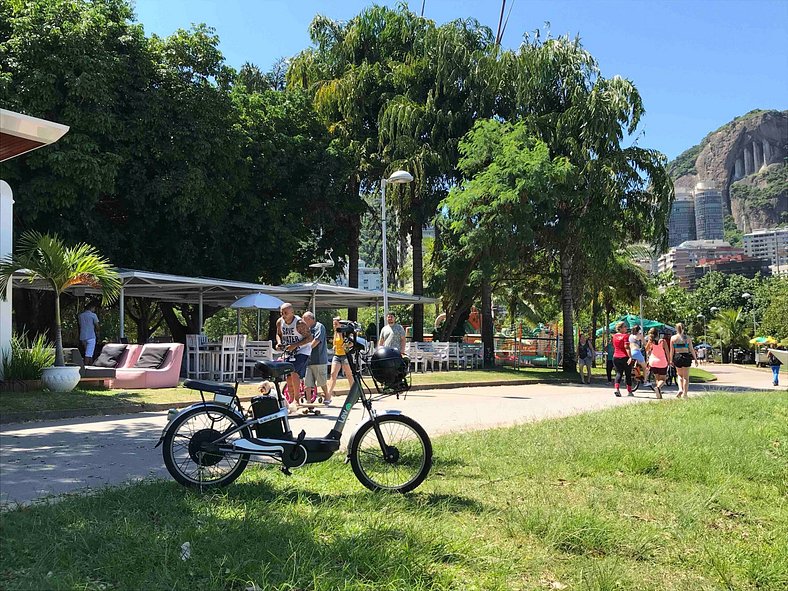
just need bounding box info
[276,303,313,405]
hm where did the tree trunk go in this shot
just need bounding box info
[126,298,163,344]
[267,310,278,342]
[560,247,576,372]
[481,276,495,368]
[591,295,600,367]
[53,292,64,366]
[411,221,423,342]
[159,303,219,344]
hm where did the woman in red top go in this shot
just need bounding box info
[612,321,633,397]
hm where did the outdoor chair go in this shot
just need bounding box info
[405,342,427,373]
[110,343,184,389]
[432,342,450,371]
[243,340,274,379]
[185,334,211,380]
[448,342,464,369]
[417,342,435,371]
[218,335,242,382]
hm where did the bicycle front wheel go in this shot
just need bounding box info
[349,414,432,493]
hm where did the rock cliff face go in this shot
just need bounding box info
[669,109,787,231]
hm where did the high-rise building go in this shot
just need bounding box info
[668,189,696,247]
[657,240,744,287]
[337,258,382,291]
[693,182,724,241]
[744,227,788,276]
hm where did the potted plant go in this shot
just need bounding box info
[0,232,120,392]
[0,332,55,392]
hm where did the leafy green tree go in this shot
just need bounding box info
[493,35,672,370]
[442,119,571,365]
[708,308,751,363]
[758,278,788,340]
[0,232,120,366]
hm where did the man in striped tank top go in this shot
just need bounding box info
[276,303,313,402]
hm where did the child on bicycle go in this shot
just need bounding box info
[629,325,650,390]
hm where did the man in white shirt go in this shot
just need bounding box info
[78,303,100,364]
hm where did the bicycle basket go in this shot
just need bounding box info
[369,347,410,396]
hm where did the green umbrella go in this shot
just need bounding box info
[595,314,674,337]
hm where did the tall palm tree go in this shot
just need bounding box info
[0,232,121,366]
[708,308,750,363]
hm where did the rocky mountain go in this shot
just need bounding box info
[669,109,787,232]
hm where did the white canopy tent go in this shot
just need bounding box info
[12,270,436,339]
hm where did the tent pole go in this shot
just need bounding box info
[375,300,380,343]
[119,286,125,340]
[198,289,204,333]
[639,295,643,332]
[257,309,261,340]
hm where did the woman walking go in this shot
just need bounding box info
[669,323,697,397]
[612,321,633,397]
[327,316,354,403]
[646,328,669,399]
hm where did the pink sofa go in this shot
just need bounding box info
[110,343,184,389]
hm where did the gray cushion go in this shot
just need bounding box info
[134,345,170,369]
[93,344,127,368]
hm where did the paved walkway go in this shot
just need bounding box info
[0,364,778,506]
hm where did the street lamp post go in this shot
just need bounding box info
[696,313,706,344]
[381,170,414,319]
[710,307,720,362]
[742,292,757,334]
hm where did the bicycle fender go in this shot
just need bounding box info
[153,402,243,448]
[344,410,403,461]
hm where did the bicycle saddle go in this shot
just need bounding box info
[183,379,235,397]
[255,360,295,380]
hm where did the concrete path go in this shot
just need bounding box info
[1,364,778,506]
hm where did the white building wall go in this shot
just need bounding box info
[0,180,13,360]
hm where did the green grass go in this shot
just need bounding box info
[0,367,717,417]
[2,391,785,590]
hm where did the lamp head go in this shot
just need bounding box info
[386,170,414,184]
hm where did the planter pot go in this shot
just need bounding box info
[41,365,81,393]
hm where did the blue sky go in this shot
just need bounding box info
[132,0,787,160]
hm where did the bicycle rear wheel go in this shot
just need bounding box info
[163,406,251,489]
[349,414,432,493]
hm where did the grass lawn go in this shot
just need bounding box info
[0,367,717,416]
[2,391,785,590]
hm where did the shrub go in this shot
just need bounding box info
[1,333,55,380]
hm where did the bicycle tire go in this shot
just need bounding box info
[163,405,251,489]
[349,414,432,493]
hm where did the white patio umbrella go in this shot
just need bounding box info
[230,292,285,339]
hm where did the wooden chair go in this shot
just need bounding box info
[243,340,274,379]
[405,342,426,373]
[432,342,450,371]
[218,335,241,382]
[185,334,211,379]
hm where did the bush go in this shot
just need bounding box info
[1,333,55,380]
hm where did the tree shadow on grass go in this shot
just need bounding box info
[1,476,481,590]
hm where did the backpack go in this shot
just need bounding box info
[578,342,589,360]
